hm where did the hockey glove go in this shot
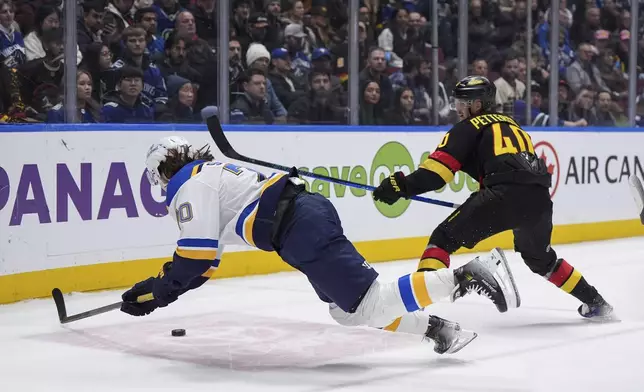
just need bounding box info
[373,171,408,205]
[120,262,181,316]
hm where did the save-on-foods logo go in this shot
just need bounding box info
[534,141,560,198]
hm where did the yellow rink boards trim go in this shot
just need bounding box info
[1,218,644,304]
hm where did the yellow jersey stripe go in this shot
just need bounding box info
[411,272,432,308]
[418,258,448,271]
[420,159,455,184]
[383,317,402,332]
[176,248,218,260]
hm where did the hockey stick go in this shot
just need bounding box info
[205,116,461,209]
[52,288,122,324]
[628,175,644,224]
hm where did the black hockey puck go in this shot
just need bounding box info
[171,329,186,337]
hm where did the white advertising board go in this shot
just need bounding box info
[1,129,643,278]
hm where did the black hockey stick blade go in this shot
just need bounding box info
[51,288,122,324]
[205,115,460,209]
[51,288,67,322]
[629,175,644,224]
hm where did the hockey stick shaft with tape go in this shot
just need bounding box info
[52,288,122,324]
[628,175,644,224]
[205,116,460,209]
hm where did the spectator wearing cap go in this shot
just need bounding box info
[101,65,155,123]
[231,0,251,39]
[244,42,287,122]
[311,48,344,96]
[152,0,184,39]
[268,47,307,109]
[359,47,394,109]
[308,5,333,48]
[565,42,609,96]
[287,68,347,125]
[134,7,165,58]
[230,67,274,124]
[284,23,311,79]
[238,12,269,56]
[615,29,631,69]
[187,0,217,48]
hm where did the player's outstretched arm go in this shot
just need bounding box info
[121,181,221,316]
[373,122,477,205]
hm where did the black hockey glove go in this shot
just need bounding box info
[120,262,181,316]
[373,171,408,205]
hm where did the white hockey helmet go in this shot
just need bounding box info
[145,136,194,189]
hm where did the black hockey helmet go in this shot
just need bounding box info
[452,75,496,112]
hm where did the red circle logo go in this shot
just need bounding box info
[534,141,560,198]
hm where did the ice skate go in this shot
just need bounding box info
[578,294,616,322]
[451,247,520,313]
[424,315,478,354]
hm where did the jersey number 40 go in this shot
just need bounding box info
[492,123,535,157]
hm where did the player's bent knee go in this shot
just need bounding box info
[329,303,365,326]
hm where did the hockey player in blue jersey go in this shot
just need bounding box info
[120,136,521,354]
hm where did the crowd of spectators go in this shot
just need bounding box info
[0,0,642,126]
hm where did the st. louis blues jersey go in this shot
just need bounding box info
[161,159,294,292]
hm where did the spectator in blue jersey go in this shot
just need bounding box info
[0,0,25,68]
[134,7,165,58]
[77,1,105,57]
[47,70,100,123]
[153,0,183,39]
[105,26,168,111]
[101,65,155,123]
[283,23,310,79]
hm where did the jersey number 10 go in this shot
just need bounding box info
[492,123,535,156]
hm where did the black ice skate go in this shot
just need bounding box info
[424,315,478,354]
[451,248,520,313]
[578,294,616,322]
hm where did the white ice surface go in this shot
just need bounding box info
[2,237,644,392]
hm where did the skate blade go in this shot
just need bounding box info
[445,329,478,354]
[491,248,521,310]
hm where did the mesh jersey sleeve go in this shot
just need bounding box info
[161,179,221,292]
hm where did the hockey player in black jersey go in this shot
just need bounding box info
[373,75,614,320]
